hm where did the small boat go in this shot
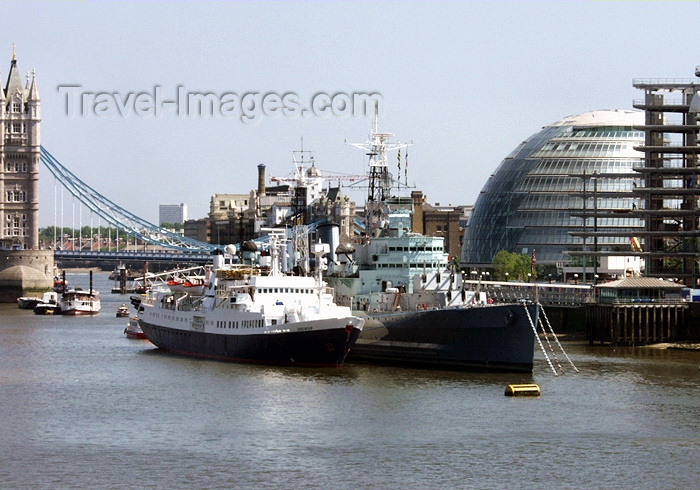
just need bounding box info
[167,276,207,295]
[17,296,42,309]
[60,271,101,315]
[108,263,134,281]
[34,291,60,315]
[53,275,68,293]
[116,304,130,317]
[181,277,207,295]
[124,316,147,339]
[60,289,101,315]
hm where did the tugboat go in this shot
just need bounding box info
[136,231,364,367]
[33,291,60,315]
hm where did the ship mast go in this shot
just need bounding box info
[348,108,411,233]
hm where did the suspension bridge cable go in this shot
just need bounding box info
[40,146,218,252]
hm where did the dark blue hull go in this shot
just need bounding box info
[350,303,538,372]
[139,320,362,367]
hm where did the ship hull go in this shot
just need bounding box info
[33,304,59,315]
[139,317,362,367]
[350,303,538,372]
[61,308,100,316]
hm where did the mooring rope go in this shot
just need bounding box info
[524,302,557,376]
[538,309,563,374]
[538,302,579,373]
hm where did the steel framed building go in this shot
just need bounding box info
[632,73,700,286]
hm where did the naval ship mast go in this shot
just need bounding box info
[347,112,412,235]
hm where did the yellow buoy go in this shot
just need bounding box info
[504,383,540,397]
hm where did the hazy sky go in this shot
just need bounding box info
[3,1,700,226]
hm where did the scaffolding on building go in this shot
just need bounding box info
[632,72,700,286]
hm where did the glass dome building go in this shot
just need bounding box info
[461,109,645,270]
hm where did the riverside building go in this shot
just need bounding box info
[461,110,646,281]
[633,70,700,286]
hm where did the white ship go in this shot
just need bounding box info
[136,231,364,367]
[59,289,101,315]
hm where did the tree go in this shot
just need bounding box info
[492,249,533,281]
[161,222,183,231]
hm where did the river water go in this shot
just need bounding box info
[1,272,698,489]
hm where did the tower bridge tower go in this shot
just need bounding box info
[1,46,40,250]
[0,47,52,301]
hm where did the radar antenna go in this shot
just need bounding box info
[347,105,412,231]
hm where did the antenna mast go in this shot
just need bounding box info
[348,107,411,229]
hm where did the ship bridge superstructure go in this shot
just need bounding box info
[353,211,449,294]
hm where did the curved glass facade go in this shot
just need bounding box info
[461,110,645,267]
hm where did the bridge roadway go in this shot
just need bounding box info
[54,249,213,263]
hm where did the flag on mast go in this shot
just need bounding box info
[405,151,408,184]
